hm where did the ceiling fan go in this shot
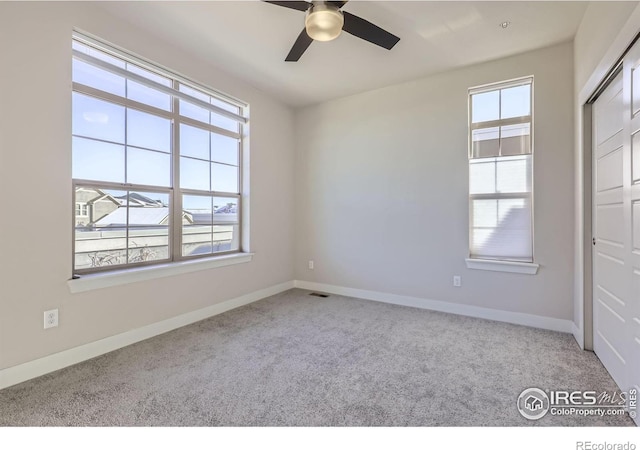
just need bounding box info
[263,1,400,62]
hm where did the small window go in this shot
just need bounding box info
[468,78,533,262]
[72,35,247,274]
[75,202,89,217]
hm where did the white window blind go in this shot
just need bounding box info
[468,78,533,262]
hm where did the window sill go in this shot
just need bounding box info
[68,253,254,293]
[465,258,539,275]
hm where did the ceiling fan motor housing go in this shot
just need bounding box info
[305,3,344,41]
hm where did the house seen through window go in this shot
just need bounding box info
[72,34,248,274]
[468,77,533,262]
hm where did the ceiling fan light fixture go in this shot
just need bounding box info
[305,4,344,42]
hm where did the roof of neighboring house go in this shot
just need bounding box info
[95,207,170,227]
[190,212,213,224]
[214,204,237,214]
[114,193,165,207]
[77,187,121,206]
[186,210,238,225]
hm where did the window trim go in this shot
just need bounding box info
[71,32,248,276]
[465,258,539,275]
[68,252,254,293]
[467,76,536,269]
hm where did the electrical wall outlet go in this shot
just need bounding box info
[308,260,314,270]
[44,309,58,329]
[453,276,462,287]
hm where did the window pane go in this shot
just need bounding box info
[127,109,171,153]
[126,64,171,111]
[181,195,239,256]
[211,98,240,132]
[183,194,213,214]
[72,41,126,96]
[471,127,499,158]
[501,84,530,119]
[496,156,531,193]
[72,137,125,183]
[469,159,496,194]
[211,133,239,165]
[473,199,498,227]
[470,156,531,195]
[179,99,209,124]
[180,84,209,102]
[73,93,125,143]
[179,84,241,131]
[72,60,126,97]
[472,90,499,123]
[212,163,238,193]
[212,97,240,114]
[74,188,127,270]
[501,123,531,156]
[180,124,209,160]
[129,225,169,264]
[211,113,238,133]
[180,157,210,190]
[182,195,213,257]
[470,197,532,261]
[88,190,170,265]
[213,197,239,253]
[127,148,171,187]
[127,81,171,111]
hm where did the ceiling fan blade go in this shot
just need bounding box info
[327,0,349,8]
[285,28,313,62]
[342,11,400,50]
[263,1,309,12]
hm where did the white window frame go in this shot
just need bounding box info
[70,32,250,279]
[466,77,539,275]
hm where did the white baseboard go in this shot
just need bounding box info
[572,322,584,350]
[294,280,574,333]
[0,278,578,390]
[0,280,294,390]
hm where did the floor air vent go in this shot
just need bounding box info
[309,292,329,298]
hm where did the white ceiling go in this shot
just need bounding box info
[100,1,589,107]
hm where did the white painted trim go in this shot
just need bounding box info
[465,258,539,274]
[0,280,293,390]
[294,280,573,333]
[68,253,254,293]
[572,322,585,350]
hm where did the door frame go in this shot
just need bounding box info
[583,101,594,351]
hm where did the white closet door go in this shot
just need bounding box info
[593,38,640,426]
[593,72,628,392]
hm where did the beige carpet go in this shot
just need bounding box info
[0,289,633,426]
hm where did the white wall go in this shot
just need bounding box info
[574,2,639,94]
[572,1,640,348]
[295,42,575,321]
[0,2,295,369]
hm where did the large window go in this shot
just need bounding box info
[468,77,533,262]
[72,35,247,274]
